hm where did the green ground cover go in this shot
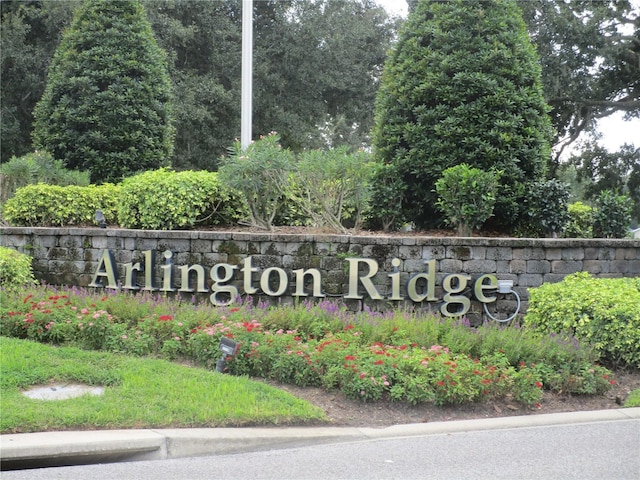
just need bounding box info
[0,337,326,433]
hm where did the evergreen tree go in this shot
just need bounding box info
[371,0,553,231]
[32,0,174,183]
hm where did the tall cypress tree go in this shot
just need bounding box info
[371,0,553,231]
[32,0,174,183]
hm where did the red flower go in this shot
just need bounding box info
[158,315,173,321]
[374,360,384,365]
[23,294,33,304]
[344,355,356,360]
[436,381,446,387]
[230,308,240,313]
[535,381,543,388]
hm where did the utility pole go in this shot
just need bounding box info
[241,0,253,149]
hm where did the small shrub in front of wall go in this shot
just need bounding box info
[565,201,593,238]
[525,272,640,368]
[0,247,36,290]
[117,168,245,230]
[3,183,119,227]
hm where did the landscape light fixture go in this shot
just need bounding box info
[216,337,239,373]
[95,210,107,228]
[484,279,521,323]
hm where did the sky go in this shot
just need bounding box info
[375,0,639,154]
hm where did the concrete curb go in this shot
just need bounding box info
[2,408,639,470]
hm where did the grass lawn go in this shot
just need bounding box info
[0,337,326,433]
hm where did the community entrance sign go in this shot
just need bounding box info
[89,249,503,317]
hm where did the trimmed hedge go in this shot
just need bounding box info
[525,272,640,368]
[117,168,245,230]
[3,183,119,227]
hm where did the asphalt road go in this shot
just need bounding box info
[3,418,639,480]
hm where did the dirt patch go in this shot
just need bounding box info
[262,369,640,427]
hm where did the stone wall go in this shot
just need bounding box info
[2,227,638,320]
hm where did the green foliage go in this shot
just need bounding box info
[0,0,79,163]
[3,183,119,227]
[565,202,593,238]
[523,179,571,237]
[625,389,640,408]
[0,337,325,433]
[372,0,552,232]
[117,168,244,230]
[31,0,174,183]
[592,190,632,238]
[291,148,375,233]
[218,133,295,230]
[0,150,90,204]
[0,247,36,291]
[519,1,639,159]
[525,273,640,368]
[365,161,407,231]
[435,164,498,236]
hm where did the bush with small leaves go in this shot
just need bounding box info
[565,202,593,238]
[524,179,571,237]
[4,184,119,227]
[291,147,374,233]
[525,272,640,368]
[0,247,36,291]
[117,168,244,230]
[435,164,498,236]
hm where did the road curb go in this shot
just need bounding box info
[2,408,638,470]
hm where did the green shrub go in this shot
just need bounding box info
[0,247,36,290]
[565,202,593,238]
[291,147,374,233]
[218,133,295,230]
[593,190,632,238]
[0,151,90,204]
[365,162,407,231]
[3,183,119,227]
[524,179,571,237]
[117,168,244,230]
[435,164,498,236]
[525,272,640,368]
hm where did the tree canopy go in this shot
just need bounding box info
[517,0,639,162]
[1,0,636,180]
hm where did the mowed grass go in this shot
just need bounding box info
[0,337,326,433]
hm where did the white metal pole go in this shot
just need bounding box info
[241,0,253,149]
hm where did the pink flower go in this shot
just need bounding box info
[81,308,89,314]
[122,335,127,339]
